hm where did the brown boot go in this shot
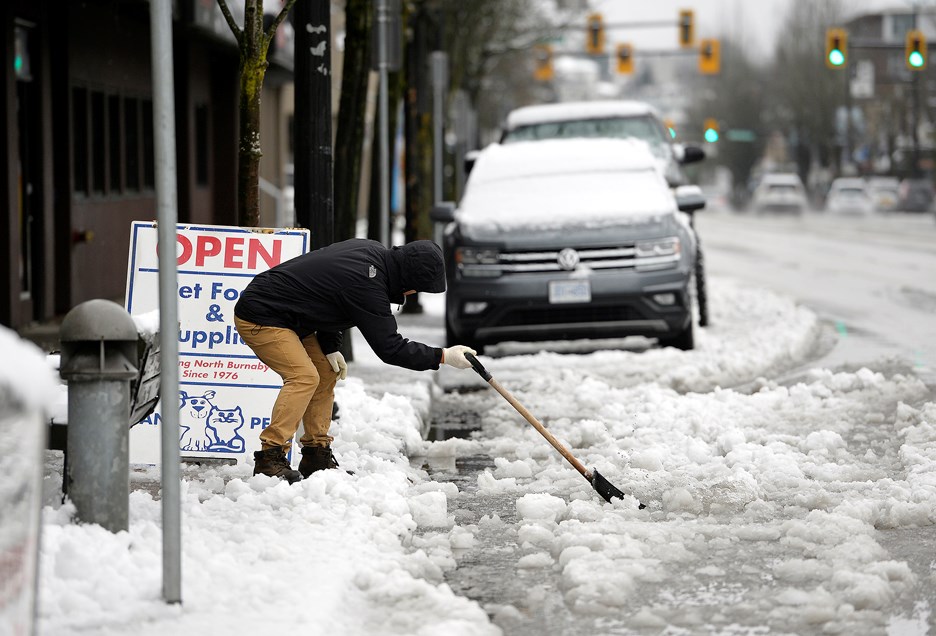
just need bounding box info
[253,447,302,484]
[298,445,342,478]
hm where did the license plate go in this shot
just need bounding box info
[549,280,591,304]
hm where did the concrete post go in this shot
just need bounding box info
[59,299,138,532]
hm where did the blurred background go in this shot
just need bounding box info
[2,0,934,333]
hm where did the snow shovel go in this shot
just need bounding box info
[465,353,643,508]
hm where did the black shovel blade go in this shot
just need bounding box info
[590,469,646,509]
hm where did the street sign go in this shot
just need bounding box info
[125,222,310,464]
[725,129,757,142]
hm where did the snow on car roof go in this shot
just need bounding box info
[504,100,658,131]
[458,138,675,230]
[760,173,803,185]
[468,137,661,184]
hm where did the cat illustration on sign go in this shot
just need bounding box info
[178,389,245,453]
[206,406,245,452]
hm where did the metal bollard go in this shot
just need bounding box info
[59,299,138,532]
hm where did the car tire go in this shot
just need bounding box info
[659,320,695,351]
[695,245,709,328]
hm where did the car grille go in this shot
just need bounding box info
[499,305,645,327]
[484,245,675,274]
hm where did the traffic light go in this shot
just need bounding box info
[616,43,633,74]
[825,28,847,68]
[663,118,677,139]
[906,29,927,70]
[586,13,605,55]
[699,38,720,75]
[678,10,694,48]
[703,118,719,143]
[533,44,554,82]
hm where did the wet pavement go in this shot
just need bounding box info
[422,390,639,636]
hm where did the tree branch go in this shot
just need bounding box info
[265,0,299,41]
[216,0,244,45]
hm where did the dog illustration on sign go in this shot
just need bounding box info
[178,389,245,453]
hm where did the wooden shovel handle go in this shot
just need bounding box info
[465,353,590,479]
[488,377,590,478]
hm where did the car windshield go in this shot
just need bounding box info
[502,115,668,158]
[767,184,798,194]
[837,188,865,196]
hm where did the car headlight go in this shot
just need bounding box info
[635,237,681,271]
[456,247,502,277]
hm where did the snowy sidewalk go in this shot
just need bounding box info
[37,293,501,636]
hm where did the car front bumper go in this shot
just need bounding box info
[446,267,692,345]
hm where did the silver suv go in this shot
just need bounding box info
[432,137,705,354]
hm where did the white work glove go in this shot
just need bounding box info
[441,345,477,370]
[326,351,348,380]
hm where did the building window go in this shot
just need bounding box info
[71,88,157,197]
[890,15,915,41]
[124,97,140,191]
[142,99,154,189]
[108,95,122,193]
[72,87,88,195]
[195,104,209,186]
[91,91,106,194]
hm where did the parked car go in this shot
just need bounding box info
[431,138,705,353]
[751,173,809,214]
[825,177,874,215]
[498,100,705,187]
[497,99,710,327]
[898,177,935,212]
[867,176,900,212]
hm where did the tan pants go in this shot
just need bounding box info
[234,316,337,450]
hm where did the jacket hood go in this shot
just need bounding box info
[388,241,446,303]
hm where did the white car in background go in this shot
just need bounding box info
[751,173,809,214]
[867,176,900,212]
[826,177,874,216]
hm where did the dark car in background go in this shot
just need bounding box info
[898,177,935,212]
[432,137,705,353]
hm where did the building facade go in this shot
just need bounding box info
[1,0,295,330]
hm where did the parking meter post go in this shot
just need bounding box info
[59,299,138,533]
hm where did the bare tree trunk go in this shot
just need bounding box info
[218,0,296,227]
[239,51,265,227]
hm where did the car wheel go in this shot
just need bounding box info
[659,320,695,351]
[695,245,709,328]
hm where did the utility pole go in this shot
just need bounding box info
[295,0,333,249]
[376,0,391,246]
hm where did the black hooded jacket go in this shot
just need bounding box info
[235,239,446,371]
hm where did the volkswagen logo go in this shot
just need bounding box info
[557,248,580,271]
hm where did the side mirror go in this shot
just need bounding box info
[678,144,706,165]
[675,185,706,213]
[430,201,456,223]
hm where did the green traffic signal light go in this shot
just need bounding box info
[909,50,925,68]
[704,128,719,143]
[828,48,845,67]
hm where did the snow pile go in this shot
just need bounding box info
[467,364,931,633]
[38,379,497,636]
[0,325,59,415]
